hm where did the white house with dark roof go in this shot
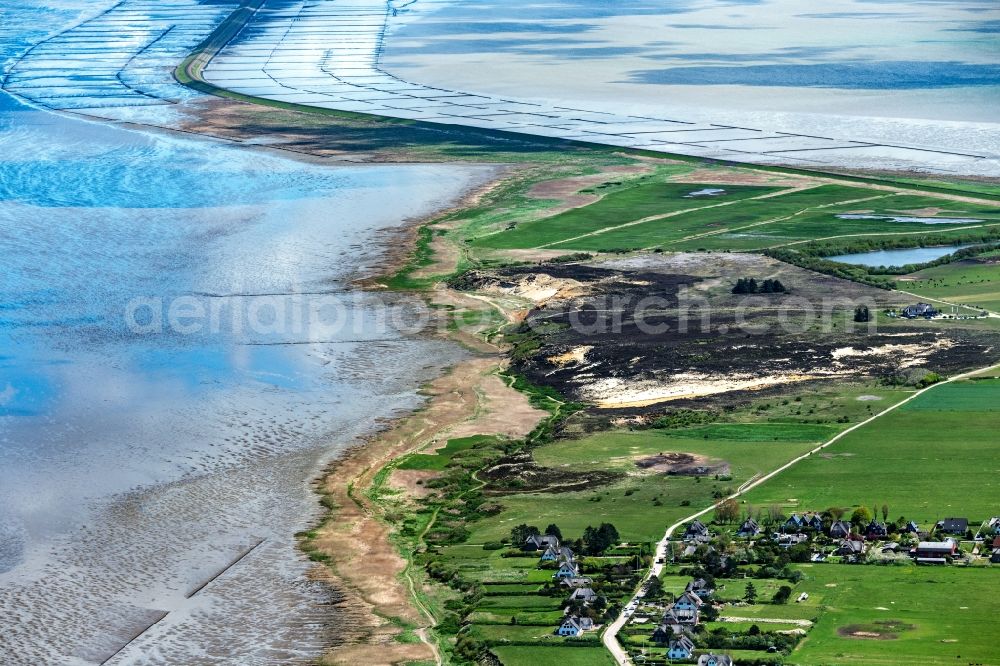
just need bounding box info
[540,545,560,561]
[556,615,593,637]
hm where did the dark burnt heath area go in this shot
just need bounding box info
[456,253,1000,416]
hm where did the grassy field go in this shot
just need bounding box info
[741,377,1000,525]
[788,564,1000,666]
[473,181,781,250]
[491,645,616,666]
[897,257,1000,314]
[468,178,1000,254]
[397,435,499,471]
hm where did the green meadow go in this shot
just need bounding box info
[396,435,499,471]
[898,258,1000,314]
[491,645,616,666]
[468,178,1000,253]
[473,181,780,250]
[789,564,1000,666]
[742,378,1000,524]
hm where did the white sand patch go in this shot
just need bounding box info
[587,372,815,408]
[856,395,883,401]
[547,346,593,367]
[476,273,588,305]
[831,338,953,366]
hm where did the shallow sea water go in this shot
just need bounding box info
[0,3,489,663]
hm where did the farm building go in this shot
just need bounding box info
[915,538,957,558]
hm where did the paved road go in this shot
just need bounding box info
[601,359,1000,665]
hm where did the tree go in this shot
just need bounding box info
[744,581,758,604]
[510,524,538,545]
[716,498,740,524]
[827,506,845,520]
[545,524,562,540]
[748,623,761,635]
[646,575,664,600]
[850,506,872,526]
[854,305,871,322]
[582,523,620,555]
[881,504,889,522]
[772,585,793,605]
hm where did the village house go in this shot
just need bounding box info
[540,545,560,562]
[988,517,1000,535]
[936,517,968,535]
[784,513,803,531]
[866,519,888,539]
[835,539,866,559]
[671,591,704,624]
[558,546,575,563]
[652,619,679,643]
[991,548,1000,564]
[555,560,580,579]
[568,587,598,604]
[698,654,734,666]
[685,577,714,599]
[559,576,592,589]
[903,521,920,534]
[737,517,760,537]
[684,519,710,542]
[901,302,937,319]
[556,615,593,637]
[523,534,560,551]
[829,520,852,539]
[667,635,696,659]
[775,533,808,548]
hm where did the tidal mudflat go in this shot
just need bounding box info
[0,44,492,666]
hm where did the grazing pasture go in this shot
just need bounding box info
[742,378,1000,523]
[789,564,1000,666]
[898,257,1000,314]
